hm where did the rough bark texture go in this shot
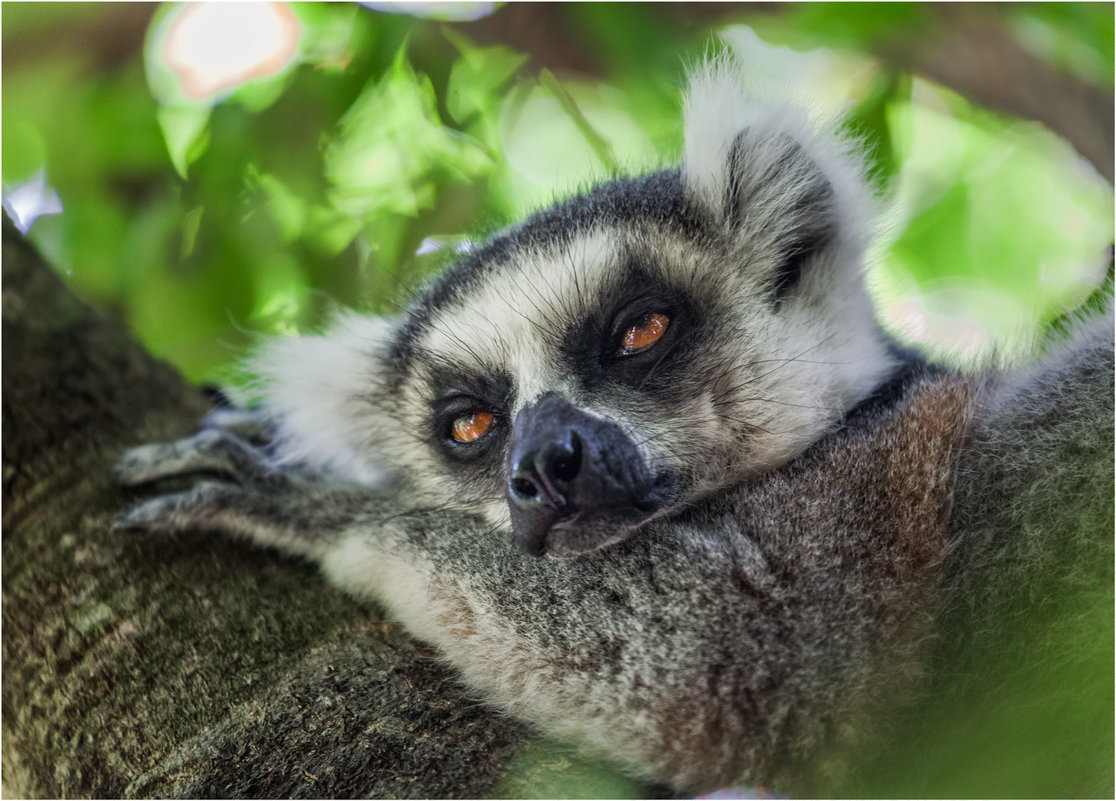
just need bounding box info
[1,218,593,799]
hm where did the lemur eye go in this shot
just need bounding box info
[619,313,670,356]
[451,411,495,443]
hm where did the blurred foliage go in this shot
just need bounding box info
[496,737,645,799]
[2,3,1112,797]
[2,3,1111,380]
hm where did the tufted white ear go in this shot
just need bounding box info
[241,311,399,486]
[681,52,878,294]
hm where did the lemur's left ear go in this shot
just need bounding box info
[681,56,874,297]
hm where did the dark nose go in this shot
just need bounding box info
[508,434,583,511]
[506,394,599,557]
[505,392,656,558]
[507,427,584,557]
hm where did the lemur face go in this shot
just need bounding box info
[379,157,897,557]
[252,65,900,558]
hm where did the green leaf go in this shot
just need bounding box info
[1,122,48,184]
[145,1,303,116]
[750,3,931,52]
[291,2,363,70]
[179,205,204,261]
[498,737,644,799]
[253,172,309,243]
[443,27,527,126]
[847,71,906,184]
[538,69,618,173]
[155,105,211,178]
[497,77,652,204]
[323,41,493,232]
[306,205,364,256]
[1010,4,1113,87]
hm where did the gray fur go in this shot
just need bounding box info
[947,305,1115,653]
[113,58,1114,794]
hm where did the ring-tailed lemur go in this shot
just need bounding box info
[113,56,1114,794]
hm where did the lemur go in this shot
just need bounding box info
[113,55,1114,794]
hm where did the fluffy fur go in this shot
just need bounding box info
[112,57,1114,794]
[241,57,901,538]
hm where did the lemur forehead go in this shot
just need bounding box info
[389,169,708,372]
[413,228,620,373]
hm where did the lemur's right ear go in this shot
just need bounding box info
[243,312,399,485]
[681,56,874,298]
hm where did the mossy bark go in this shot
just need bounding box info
[1,218,549,799]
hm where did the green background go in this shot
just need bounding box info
[3,3,1111,384]
[2,4,1112,798]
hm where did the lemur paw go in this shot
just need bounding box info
[112,427,277,487]
[112,423,361,557]
[113,481,248,533]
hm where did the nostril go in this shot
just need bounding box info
[509,435,583,510]
[510,476,538,500]
[550,437,582,483]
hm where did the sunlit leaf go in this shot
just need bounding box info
[750,3,931,52]
[539,69,618,172]
[498,737,644,799]
[147,2,302,106]
[306,205,365,256]
[877,79,1113,361]
[1,122,48,185]
[179,205,204,260]
[261,173,309,243]
[444,28,527,128]
[291,2,363,71]
[498,78,652,203]
[155,105,211,178]
[86,65,172,172]
[144,2,308,174]
[248,248,310,333]
[231,76,296,114]
[324,42,493,231]
[1011,4,1113,87]
[846,71,906,183]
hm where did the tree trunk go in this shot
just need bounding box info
[1,217,596,798]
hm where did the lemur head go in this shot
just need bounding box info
[255,58,899,557]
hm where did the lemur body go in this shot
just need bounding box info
[114,57,1114,794]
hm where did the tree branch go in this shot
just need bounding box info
[0,217,548,799]
[876,4,1113,183]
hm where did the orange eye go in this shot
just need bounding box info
[619,313,670,355]
[451,411,495,443]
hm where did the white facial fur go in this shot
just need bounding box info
[245,56,900,542]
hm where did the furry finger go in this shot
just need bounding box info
[113,481,235,533]
[112,481,331,558]
[111,429,268,486]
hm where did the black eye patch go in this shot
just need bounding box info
[427,365,515,462]
[560,264,698,391]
